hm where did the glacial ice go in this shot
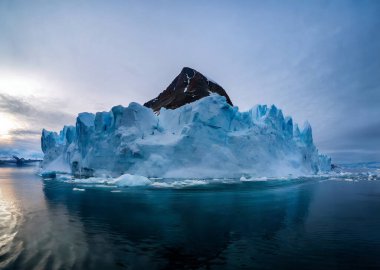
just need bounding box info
[61,173,151,187]
[41,94,331,178]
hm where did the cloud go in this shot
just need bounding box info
[0,93,76,156]
[9,129,41,136]
[0,93,75,130]
[0,1,379,162]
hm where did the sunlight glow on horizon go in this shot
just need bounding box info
[0,113,23,145]
[0,114,16,136]
[0,72,47,98]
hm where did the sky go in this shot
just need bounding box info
[0,0,379,162]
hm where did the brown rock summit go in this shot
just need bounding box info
[144,67,233,112]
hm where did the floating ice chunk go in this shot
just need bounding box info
[240,176,268,182]
[151,179,208,188]
[109,174,151,187]
[66,177,109,184]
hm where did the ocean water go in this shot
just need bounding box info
[1,164,380,270]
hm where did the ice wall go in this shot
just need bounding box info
[41,94,331,178]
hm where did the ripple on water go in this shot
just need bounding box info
[0,189,23,269]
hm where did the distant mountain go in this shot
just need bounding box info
[0,149,43,160]
[144,67,233,112]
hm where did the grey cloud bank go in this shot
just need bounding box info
[0,0,379,162]
[0,93,75,156]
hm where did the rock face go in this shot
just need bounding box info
[144,67,233,112]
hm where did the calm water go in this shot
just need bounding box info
[1,164,380,270]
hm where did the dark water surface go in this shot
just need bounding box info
[1,164,380,270]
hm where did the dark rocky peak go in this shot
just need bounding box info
[144,67,233,112]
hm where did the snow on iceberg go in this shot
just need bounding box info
[41,94,331,178]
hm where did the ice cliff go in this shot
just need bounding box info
[41,68,331,178]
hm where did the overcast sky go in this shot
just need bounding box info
[0,0,379,162]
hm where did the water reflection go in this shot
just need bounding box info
[0,189,22,268]
[0,165,89,270]
[3,166,380,270]
[0,165,24,269]
[38,180,315,269]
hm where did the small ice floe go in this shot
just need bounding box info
[151,179,208,188]
[215,178,239,184]
[150,182,172,188]
[56,174,72,181]
[110,190,122,193]
[66,177,109,185]
[65,174,151,187]
[110,174,151,187]
[73,188,85,192]
[368,174,375,181]
[344,178,354,182]
[240,176,268,182]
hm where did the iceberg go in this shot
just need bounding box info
[41,68,331,178]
